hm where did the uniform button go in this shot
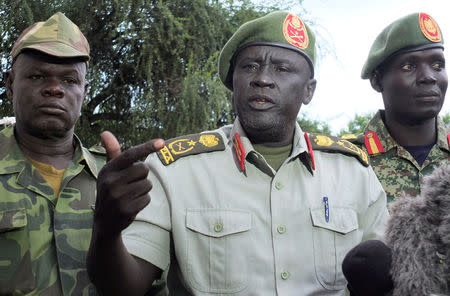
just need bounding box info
[214,223,223,232]
[277,225,286,234]
[281,271,290,280]
[275,181,283,190]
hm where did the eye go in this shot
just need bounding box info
[432,62,445,71]
[62,77,78,84]
[242,63,258,72]
[275,65,290,72]
[401,64,414,71]
[29,74,44,80]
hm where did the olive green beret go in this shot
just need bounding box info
[361,12,443,79]
[11,12,90,63]
[219,11,316,90]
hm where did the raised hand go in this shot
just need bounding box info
[93,131,165,238]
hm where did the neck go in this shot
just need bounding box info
[383,113,437,146]
[15,126,75,170]
[246,125,295,147]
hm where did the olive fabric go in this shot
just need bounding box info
[0,126,105,295]
[361,12,443,79]
[218,11,316,89]
[11,12,90,62]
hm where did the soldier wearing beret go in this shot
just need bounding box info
[343,12,449,296]
[87,11,388,295]
[0,12,105,295]
[358,12,448,203]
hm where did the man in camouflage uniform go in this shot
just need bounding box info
[0,12,105,295]
[358,12,448,203]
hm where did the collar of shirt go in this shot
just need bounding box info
[229,118,313,175]
[0,126,99,179]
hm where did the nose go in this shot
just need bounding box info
[417,65,437,85]
[250,67,275,88]
[41,78,64,98]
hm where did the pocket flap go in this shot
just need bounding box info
[186,209,251,238]
[0,208,27,233]
[310,207,358,235]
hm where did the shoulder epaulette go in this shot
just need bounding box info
[308,133,369,167]
[340,133,365,145]
[157,132,225,166]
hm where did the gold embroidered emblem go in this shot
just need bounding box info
[341,134,357,140]
[419,13,441,42]
[169,139,195,155]
[314,135,334,147]
[337,140,369,165]
[199,134,219,147]
[159,146,174,165]
[283,13,309,50]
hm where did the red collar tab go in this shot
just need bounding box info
[364,131,385,155]
[233,133,246,172]
[447,134,450,149]
[304,132,315,171]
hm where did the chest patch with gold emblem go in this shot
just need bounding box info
[157,132,225,165]
[308,133,369,167]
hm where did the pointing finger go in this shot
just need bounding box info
[101,131,121,162]
[110,138,165,170]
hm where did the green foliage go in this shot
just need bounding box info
[297,116,332,135]
[0,0,282,147]
[442,112,450,125]
[338,113,374,136]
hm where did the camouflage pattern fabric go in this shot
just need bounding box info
[359,110,450,203]
[0,126,105,295]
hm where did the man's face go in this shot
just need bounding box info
[232,45,316,144]
[5,52,88,139]
[377,48,447,124]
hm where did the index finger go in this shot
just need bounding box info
[109,138,165,170]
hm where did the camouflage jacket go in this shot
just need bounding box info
[0,126,105,295]
[358,110,450,203]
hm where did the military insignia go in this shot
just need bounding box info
[340,134,357,140]
[233,133,246,171]
[313,135,334,147]
[309,134,369,167]
[364,131,385,155]
[304,132,315,171]
[419,12,442,42]
[283,13,309,50]
[157,132,225,165]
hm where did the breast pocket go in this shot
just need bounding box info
[310,207,360,291]
[0,208,35,294]
[185,209,252,294]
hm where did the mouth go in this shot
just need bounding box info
[37,104,66,115]
[248,95,275,110]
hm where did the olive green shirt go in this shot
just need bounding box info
[0,126,105,295]
[363,110,450,203]
[123,119,388,295]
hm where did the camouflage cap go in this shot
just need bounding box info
[218,11,316,90]
[361,12,444,79]
[11,12,90,63]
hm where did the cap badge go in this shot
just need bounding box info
[419,13,442,42]
[283,13,309,50]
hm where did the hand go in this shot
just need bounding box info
[93,131,165,238]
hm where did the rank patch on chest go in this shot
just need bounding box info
[157,132,225,165]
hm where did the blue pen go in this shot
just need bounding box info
[323,196,329,222]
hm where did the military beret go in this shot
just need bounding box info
[361,12,444,79]
[218,11,316,90]
[11,12,90,63]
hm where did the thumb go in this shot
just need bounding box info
[101,131,121,161]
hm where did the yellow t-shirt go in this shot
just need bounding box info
[27,157,66,196]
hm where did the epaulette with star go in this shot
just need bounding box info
[306,133,369,167]
[157,132,225,165]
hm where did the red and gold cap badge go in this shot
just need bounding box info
[283,13,309,50]
[419,12,442,42]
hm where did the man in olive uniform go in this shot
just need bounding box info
[343,12,448,296]
[0,12,105,295]
[88,11,389,295]
[358,12,448,203]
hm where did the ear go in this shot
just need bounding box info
[302,78,316,105]
[369,71,383,93]
[4,71,13,101]
[84,81,89,97]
